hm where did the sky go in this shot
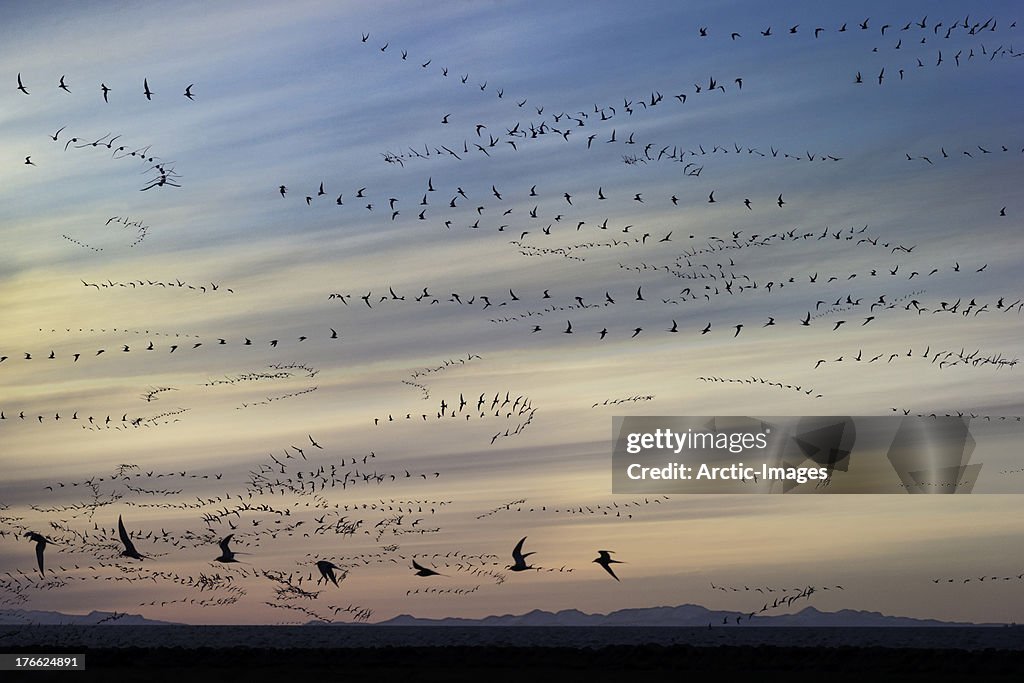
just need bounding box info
[0,0,1022,626]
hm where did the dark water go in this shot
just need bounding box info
[2,625,1022,650]
[4,627,1022,682]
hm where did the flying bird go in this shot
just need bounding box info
[593,550,623,581]
[412,559,443,577]
[143,78,153,100]
[24,532,52,576]
[508,536,535,571]
[117,515,146,560]
[316,560,342,586]
[214,535,240,563]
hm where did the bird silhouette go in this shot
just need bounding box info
[24,532,52,576]
[117,515,146,560]
[316,560,342,586]
[214,535,240,563]
[593,550,623,581]
[412,559,444,577]
[508,536,535,571]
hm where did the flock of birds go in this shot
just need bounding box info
[2,7,1022,629]
[14,456,635,627]
[15,73,195,102]
[1,329,341,367]
[23,522,625,582]
[352,13,1021,175]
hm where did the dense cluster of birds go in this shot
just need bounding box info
[4,7,1021,630]
[2,428,701,618]
[695,14,1015,43]
[361,31,755,169]
[13,456,631,622]
[812,347,1018,371]
[25,125,182,193]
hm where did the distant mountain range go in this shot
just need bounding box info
[376,605,1001,628]
[1,605,1002,627]
[0,609,178,626]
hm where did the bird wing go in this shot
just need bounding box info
[512,536,527,563]
[219,535,233,554]
[118,516,138,554]
[601,562,620,581]
[412,559,427,571]
[320,563,339,585]
[36,541,45,575]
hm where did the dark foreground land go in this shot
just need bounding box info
[4,627,1022,681]
[9,645,1024,682]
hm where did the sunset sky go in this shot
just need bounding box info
[1,0,1022,626]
